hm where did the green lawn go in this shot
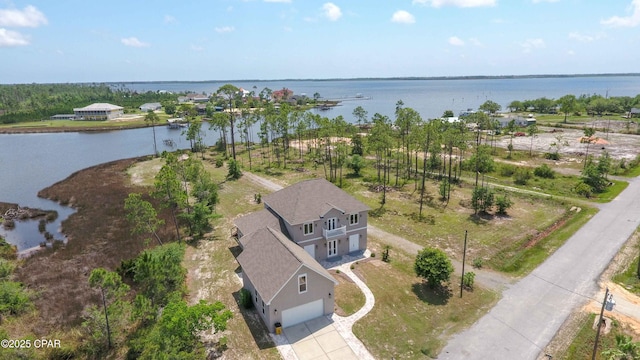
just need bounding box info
[352,242,498,359]
[332,270,366,316]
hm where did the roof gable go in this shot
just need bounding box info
[263,178,369,225]
[237,227,336,304]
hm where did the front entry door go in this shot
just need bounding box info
[327,239,338,257]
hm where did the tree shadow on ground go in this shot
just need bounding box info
[411,281,452,306]
[231,290,277,351]
[468,212,494,225]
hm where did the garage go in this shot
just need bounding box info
[281,299,324,328]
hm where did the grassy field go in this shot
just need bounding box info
[352,238,499,359]
[561,313,637,360]
[236,148,580,269]
[0,112,172,132]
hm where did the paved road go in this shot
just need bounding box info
[439,176,640,360]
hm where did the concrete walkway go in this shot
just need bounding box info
[269,250,376,360]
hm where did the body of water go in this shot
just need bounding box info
[0,126,218,250]
[3,76,640,251]
[124,75,640,120]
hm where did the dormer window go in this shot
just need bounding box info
[350,213,359,225]
[303,222,314,235]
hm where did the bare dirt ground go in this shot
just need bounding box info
[500,125,640,161]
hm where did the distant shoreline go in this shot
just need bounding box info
[2,73,639,86]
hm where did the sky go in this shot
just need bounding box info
[1,0,639,84]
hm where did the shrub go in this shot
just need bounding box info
[0,259,15,279]
[227,159,242,180]
[0,281,32,315]
[495,194,513,215]
[544,152,560,160]
[499,164,517,177]
[382,245,391,263]
[215,158,224,168]
[534,164,555,179]
[239,288,254,309]
[463,272,476,289]
[574,182,592,198]
[472,258,484,269]
[414,247,454,288]
[513,168,532,185]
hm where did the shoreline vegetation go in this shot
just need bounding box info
[14,72,640,85]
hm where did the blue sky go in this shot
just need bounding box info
[1,0,639,83]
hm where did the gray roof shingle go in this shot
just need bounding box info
[263,178,369,225]
[235,208,289,240]
[236,227,336,304]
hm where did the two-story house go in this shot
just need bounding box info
[234,178,370,331]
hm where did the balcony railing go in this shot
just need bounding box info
[323,225,346,239]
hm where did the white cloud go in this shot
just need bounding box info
[264,0,292,2]
[567,50,575,56]
[601,0,640,27]
[568,31,604,42]
[0,28,29,46]
[121,37,150,47]
[190,44,204,51]
[391,10,415,24]
[469,37,483,46]
[215,26,235,33]
[532,0,559,3]
[520,38,545,53]
[449,36,465,46]
[164,15,177,24]
[322,3,342,21]
[412,0,496,8]
[0,5,47,27]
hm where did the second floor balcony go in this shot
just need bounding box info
[323,225,346,239]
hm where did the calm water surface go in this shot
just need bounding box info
[3,76,640,250]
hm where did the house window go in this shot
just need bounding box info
[255,289,258,303]
[327,217,337,230]
[298,274,307,294]
[262,300,265,314]
[303,222,314,235]
[350,213,359,225]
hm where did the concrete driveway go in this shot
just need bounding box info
[282,316,360,360]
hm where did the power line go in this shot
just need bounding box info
[531,273,603,304]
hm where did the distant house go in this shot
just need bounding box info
[629,108,640,118]
[498,115,536,128]
[73,103,123,120]
[272,88,294,102]
[235,178,369,331]
[186,93,210,103]
[139,102,162,112]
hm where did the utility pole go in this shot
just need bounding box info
[592,288,609,360]
[460,230,468,298]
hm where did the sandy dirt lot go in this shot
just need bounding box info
[498,126,640,161]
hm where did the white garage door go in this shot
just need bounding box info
[281,299,323,328]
